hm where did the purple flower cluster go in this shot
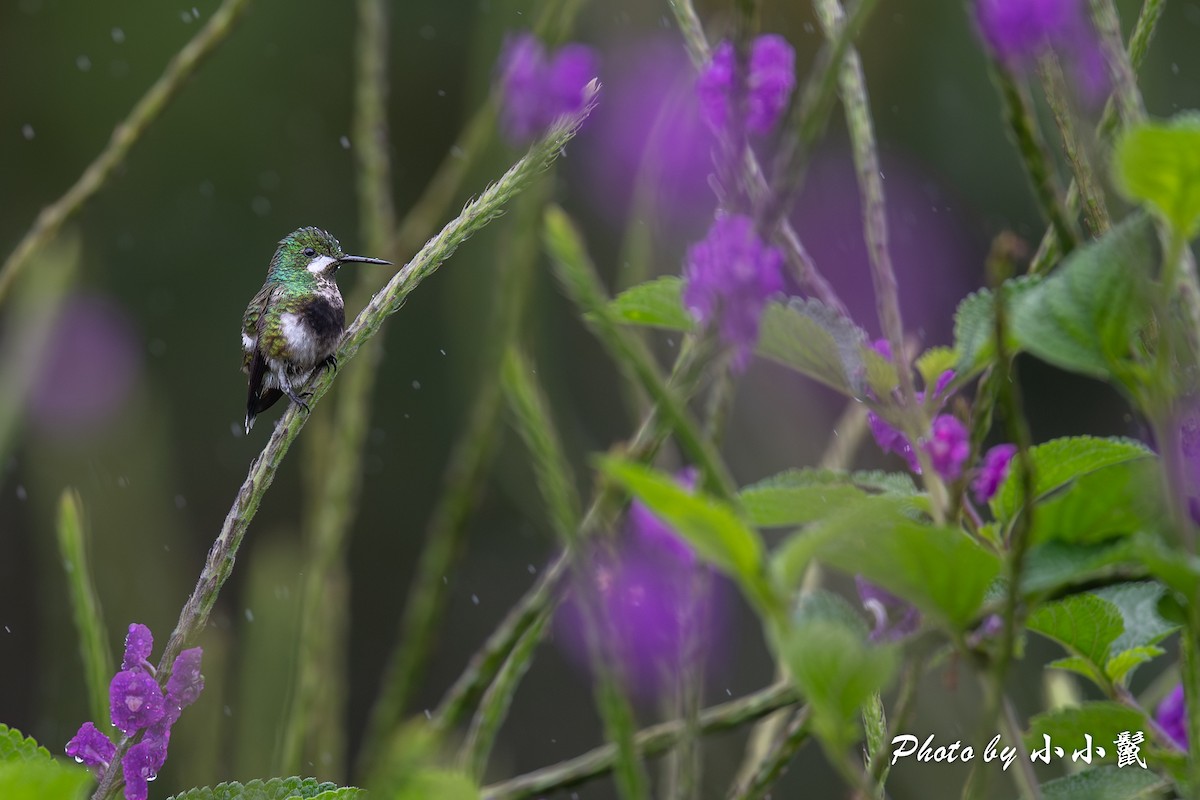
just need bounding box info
[65,623,204,800]
[697,35,795,136]
[495,32,598,145]
[1156,683,1187,749]
[972,443,1017,504]
[926,415,970,481]
[856,577,920,642]
[973,0,1106,100]
[555,470,728,699]
[682,214,785,370]
[865,340,956,475]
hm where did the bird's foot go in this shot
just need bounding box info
[283,386,311,414]
[320,354,338,373]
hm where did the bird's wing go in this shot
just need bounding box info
[241,282,278,372]
[243,283,283,432]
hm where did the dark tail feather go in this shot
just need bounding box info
[245,351,283,433]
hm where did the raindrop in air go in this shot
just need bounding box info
[21,124,34,140]
[76,55,92,72]
[472,594,480,605]
[15,485,27,501]
[244,608,254,622]
[251,196,271,216]
[111,27,125,44]
[411,380,421,390]
[174,495,187,509]
[339,135,351,149]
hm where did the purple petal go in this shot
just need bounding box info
[924,414,970,481]
[65,722,116,771]
[496,32,548,144]
[855,576,920,642]
[122,623,154,671]
[166,647,205,710]
[972,443,1017,504]
[109,669,166,735]
[696,41,734,133]
[1156,683,1187,749]
[547,44,598,118]
[745,34,795,134]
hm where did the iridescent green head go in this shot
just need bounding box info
[267,227,390,281]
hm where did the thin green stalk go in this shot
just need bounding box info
[0,0,254,305]
[432,336,712,731]
[814,0,947,520]
[729,708,812,800]
[544,205,736,502]
[89,93,597,800]
[461,606,553,781]
[666,0,848,315]
[1037,54,1111,237]
[356,177,548,779]
[278,0,396,776]
[1088,0,1147,126]
[994,65,1079,263]
[56,489,113,730]
[481,683,801,800]
[1030,0,1163,275]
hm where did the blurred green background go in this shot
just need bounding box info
[2,0,1198,797]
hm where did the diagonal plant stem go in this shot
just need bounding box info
[88,93,597,800]
[277,0,397,777]
[729,706,811,800]
[480,682,801,800]
[0,0,254,305]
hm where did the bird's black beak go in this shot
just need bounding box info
[338,254,392,265]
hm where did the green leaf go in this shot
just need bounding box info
[1028,459,1164,546]
[1027,593,1124,686]
[737,468,916,528]
[599,457,771,607]
[1106,646,1165,685]
[1088,582,1179,684]
[773,496,1001,629]
[778,592,896,750]
[915,346,956,390]
[1131,532,1200,597]
[1027,702,1149,766]
[0,725,52,765]
[166,777,357,800]
[1020,540,1139,596]
[1046,655,1107,685]
[0,760,90,800]
[1035,765,1166,800]
[1115,114,1200,239]
[952,279,1036,376]
[606,276,694,331]
[1008,214,1156,381]
[992,436,1153,523]
[756,298,869,396]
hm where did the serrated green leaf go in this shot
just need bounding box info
[992,436,1153,523]
[0,725,52,766]
[738,468,918,527]
[166,777,351,800]
[310,791,367,800]
[1106,646,1165,685]
[1046,655,1108,686]
[861,345,898,398]
[606,276,694,331]
[0,759,90,800]
[1034,765,1166,800]
[1131,532,1200,597]
[915,346,956,390]
[1008,214,1156,381]
[773,496,1001,628]
[1027,703,1149,766]
[1027,593,1124,685]
[598,457,772,609]
[1020,540,1139,596]
[779,594,896,750]
[756,298,868,396]
[1116,115,1200,239]
[952,279,1036,376]
[1029,459,1165,546]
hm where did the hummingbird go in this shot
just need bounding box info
[241,227,390,433]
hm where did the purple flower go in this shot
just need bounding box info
[110,669,166,735]
[697,35,795,135]
[973,0,1106,101]
[555,472,728,700]
[856,576,920,642]
[65,722,116,772]
[973,443,1017,504]
[865,341,958,474]
[925,414,970,481]
[683,214,786,370]
[1157,683,1187,749]
[122,623,154,671]
[496,32,597,145]
[166,647,205,712]
[123,734,168,800]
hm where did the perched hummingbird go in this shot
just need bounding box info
[241,227,390,433]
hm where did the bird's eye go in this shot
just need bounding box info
[303,247,317,257]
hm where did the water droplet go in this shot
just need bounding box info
[437,89,446,97]
[15,485,27,501]
[117,476,130,488]
[439,348,446,355]
[251,195,271,216]
[527,563,536,574]
[471,594,480,605]
[199,180,214,197]
[21,124,35,140]
[3,625,10,634]
[76,54,92,72]
[258,170,280,191]
[450,145,465,159]
[244,608,254,622]
[224,705,233,716]
[111,27,125,44]
[411,380,421,390]
[180,10,193,23]
[424,709,432,719]
[419,24,436,40]
[192,7,200,18]
[339,135,351,149]
[1172,63,1181,75]
[174,495,187,509]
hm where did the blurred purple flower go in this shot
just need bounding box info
[698,35,795,135]
[29,293,141,435]
[856,576,920,642]
[165,647,205,715]
[973,0,1107,101]
[65,722,116,773]
[1156,683,1187,749]
[973,443,1017,504]
[865,340,958,474]
[122,623,154,671]
[495,32,597,145]
[925,414,970,481]
[683,214,786,371]
[123,732,169,800]
[555,474,728,700]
